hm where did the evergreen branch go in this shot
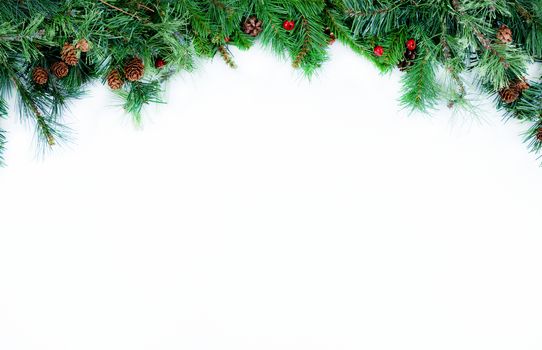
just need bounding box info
[0,127,5,166]
[217,45,236,68]
[292,18,310,68]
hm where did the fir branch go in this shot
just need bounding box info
[0,98,6,166]
[400,40,440,111]
[292,19,310,68]
[0,127,5,166]
[217,45,236,68]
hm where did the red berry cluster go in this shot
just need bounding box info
[282,20,295,31]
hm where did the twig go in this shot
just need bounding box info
[137,3,154,12]
[97,0,141,20]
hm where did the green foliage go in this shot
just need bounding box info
[0,0,541,164]
[400,35,440,112]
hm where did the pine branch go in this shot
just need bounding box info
[292,18,310,68]
[217,45,237,68]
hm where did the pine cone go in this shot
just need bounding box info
[61,43,79,66]
[124,57,144,81]
[398,49,416,71]
[405,50,416,60]
[496,24,512,44]
[513,78,530,92]
[75,39,90,53]
[51,61,69,78]
[398,59,409,71]
[243,16,263,37]
[499,87,520,104]
[107,70,124,90]
[536,128,542,142]
[32,67,49,85]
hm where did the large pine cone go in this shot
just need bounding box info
[499,87,520,104]
[75,39,90,53]
[243,16,263,37]
[51,61,69,78]
[124,57,144,81]
[61,43,79,66]
[107,70,124,90]
[496,24,512,44]
[537,128,542,142]
[32,67,49,85]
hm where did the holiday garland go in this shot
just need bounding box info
[0,0,541,165]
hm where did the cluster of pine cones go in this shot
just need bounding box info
[106,57,145,90]
[32,39,89,85]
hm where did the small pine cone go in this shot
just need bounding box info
[405,50,416,60]
[499,87,520,104]
[61,43,79,66]
[32,67,49,85]
[496,24,513,44]
[243,16,263,37]
[51,61,69,78]
[398,59,409,71]
[124,57,144,81]
[107,70,124,90]
[513,78,530,92]
[75,39,90,53]
[536,128,542,142]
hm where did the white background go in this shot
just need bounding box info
[1,45,542,350]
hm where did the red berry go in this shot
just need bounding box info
[406,38,416,51]
[283,20,295,31]
[373,45,384,57]
[155,58,166,69]
[225,37,231,43]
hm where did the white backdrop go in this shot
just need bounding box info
[1,45,542,350]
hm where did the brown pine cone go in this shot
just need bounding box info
[499,87,520,104]
[398,59,409,71]
[398,49,416,71]
[536,128,542,142]
[243,16,263,37]
[107,70,124,90]
[496,24,513,44]
[124,57,144,81]
[75,39,90,53]
[405,50,416,60]
[51,61,69,78]
[61,43,79,66]
[32,67,49,85]
[513,78,530,92]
